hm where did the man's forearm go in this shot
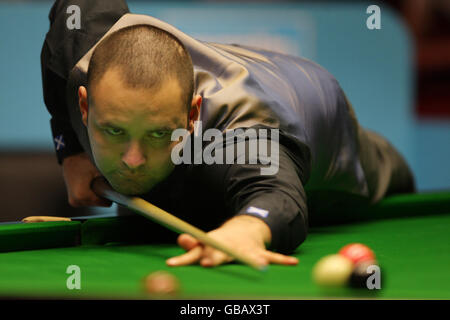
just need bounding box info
[222,215,272,246]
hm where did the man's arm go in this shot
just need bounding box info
[40,0,129,207]
[168,135,310,267]
[223,138,309,254]
[41,42,84,164]
[40,0,129,164]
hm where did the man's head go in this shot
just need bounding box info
[78,25,201,195]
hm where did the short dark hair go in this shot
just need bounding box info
[87,24,194,110]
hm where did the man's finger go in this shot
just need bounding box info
[92,195,113,207]
[90,177,113,207]
[263,251,299,265]
[200,246,232,267]
[166,245,203,267]
[177,233,200,251]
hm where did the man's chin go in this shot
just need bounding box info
[108,180,154,196]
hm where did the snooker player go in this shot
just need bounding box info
[40,0,415,268]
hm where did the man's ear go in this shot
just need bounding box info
[188,94,202,133]
[78,86,89,127]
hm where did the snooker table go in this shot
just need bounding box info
[0,191,449,300]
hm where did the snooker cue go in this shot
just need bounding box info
[91,177,266,272]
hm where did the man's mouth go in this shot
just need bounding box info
[116,171,146,181]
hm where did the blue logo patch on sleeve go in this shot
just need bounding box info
[246,206,269,218]
[54,135,65,150]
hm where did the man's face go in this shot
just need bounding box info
[81,68,194,195]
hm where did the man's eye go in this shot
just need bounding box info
[105,128,123,136]
[150,131,167,139]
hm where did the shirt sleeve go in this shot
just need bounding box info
[196,130,311,254]
[226,142,309,254]
[41,42,84,164]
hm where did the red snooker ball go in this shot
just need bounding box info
[338,243,375,265]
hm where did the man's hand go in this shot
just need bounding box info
[62,152,112,207]
[166,215,299,268]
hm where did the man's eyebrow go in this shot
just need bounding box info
[96,118,181,131]
[146,125,177,132]
[96,121,123,128]
[97,121,177,131]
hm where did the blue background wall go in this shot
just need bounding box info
[0,1,448,191]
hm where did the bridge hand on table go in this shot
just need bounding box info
[166,215,299,268]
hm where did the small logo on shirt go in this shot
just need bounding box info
[246,206,269,218]
[54,135,66,151]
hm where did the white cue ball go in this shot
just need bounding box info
[312,254,354,287]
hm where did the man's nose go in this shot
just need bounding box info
[122,141,146,169]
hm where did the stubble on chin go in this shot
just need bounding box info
[108,179,154,195]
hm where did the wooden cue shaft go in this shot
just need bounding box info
[91,177,266,271]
